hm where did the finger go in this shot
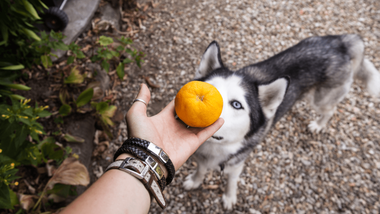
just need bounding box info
[161,100,175,114]
[196,118,224,143]
[152,100,175,117]
[151,100,177,123]
[129,84,151,117]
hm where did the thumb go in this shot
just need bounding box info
[196,118,224,143]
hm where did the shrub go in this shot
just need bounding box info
[0,0,48,67]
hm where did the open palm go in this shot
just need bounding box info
[126,84,224,170]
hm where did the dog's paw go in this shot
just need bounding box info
[183,174,202,190]
[308,121,323,133]
[222,194,237,210]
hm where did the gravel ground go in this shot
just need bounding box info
[103,0,380,213]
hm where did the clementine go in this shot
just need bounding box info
[175,81,223,127]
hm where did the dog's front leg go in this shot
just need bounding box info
[183,160,207,190]
[222,161,244,210]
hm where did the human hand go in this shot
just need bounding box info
[125,84,224,170]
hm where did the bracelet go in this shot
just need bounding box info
[122,138,175,185]
[114,144,167,190]
[106,157,166,208]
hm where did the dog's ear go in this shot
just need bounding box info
[195,41,224,78]
[258,77,289,119]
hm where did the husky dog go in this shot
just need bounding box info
[183,34,380,209]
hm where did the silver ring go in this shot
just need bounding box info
[132,98,147,106]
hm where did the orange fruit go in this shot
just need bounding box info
[175,81,223,127]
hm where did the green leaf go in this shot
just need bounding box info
[98,36,113,46]
[41,54,52,68]
[118,36,133,45]
[64,67,84,84]
[101,60,110,73]
[13,8,30,18]
[116,63,124,80]
[0,65,24,70]
[9,189,19,208]
[41,141,64,162]
[9,94,25,100]
[76,88,93,107]
[54,42,69,51]
[0,83,30,91]
[38,0,49,9]
[0,182,11,209]
[47,184,74,198]
[96,102,109,114]
[18,118,31,126]
[54,116,64,124]
[38,137,55,149]
[0,23,8,45]
[105,51,114,60]
[63,134,85,143]
[22,0,41,19]
[67,56,74,65]
[59,89,68,104]
[116,45,124,52]
[50,53,58,58]
[23,108,33,117]
[38,110,52,118]
[101,105,117,126]
[104,105,117,117]
[136,59,144,68]
[13,125,29,148]
[111,51,120,58]
[90,55,101,62]
[76,51,86,59]
[123,58,133,64]
[59,104,71,116]
[17,145,41,166]
[125,48,133,56]
[22,28,41,41]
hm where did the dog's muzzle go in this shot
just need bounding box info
[211,136,223,140]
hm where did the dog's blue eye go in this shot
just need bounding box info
[231,101,243,110]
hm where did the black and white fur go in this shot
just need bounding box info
[183,34,380,209]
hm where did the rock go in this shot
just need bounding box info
[100,3,121,32]
[52,0,101,61]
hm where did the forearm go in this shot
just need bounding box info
[61,154,151,214]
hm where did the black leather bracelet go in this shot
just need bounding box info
[114,144,167,190]
[122,138,175,185]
